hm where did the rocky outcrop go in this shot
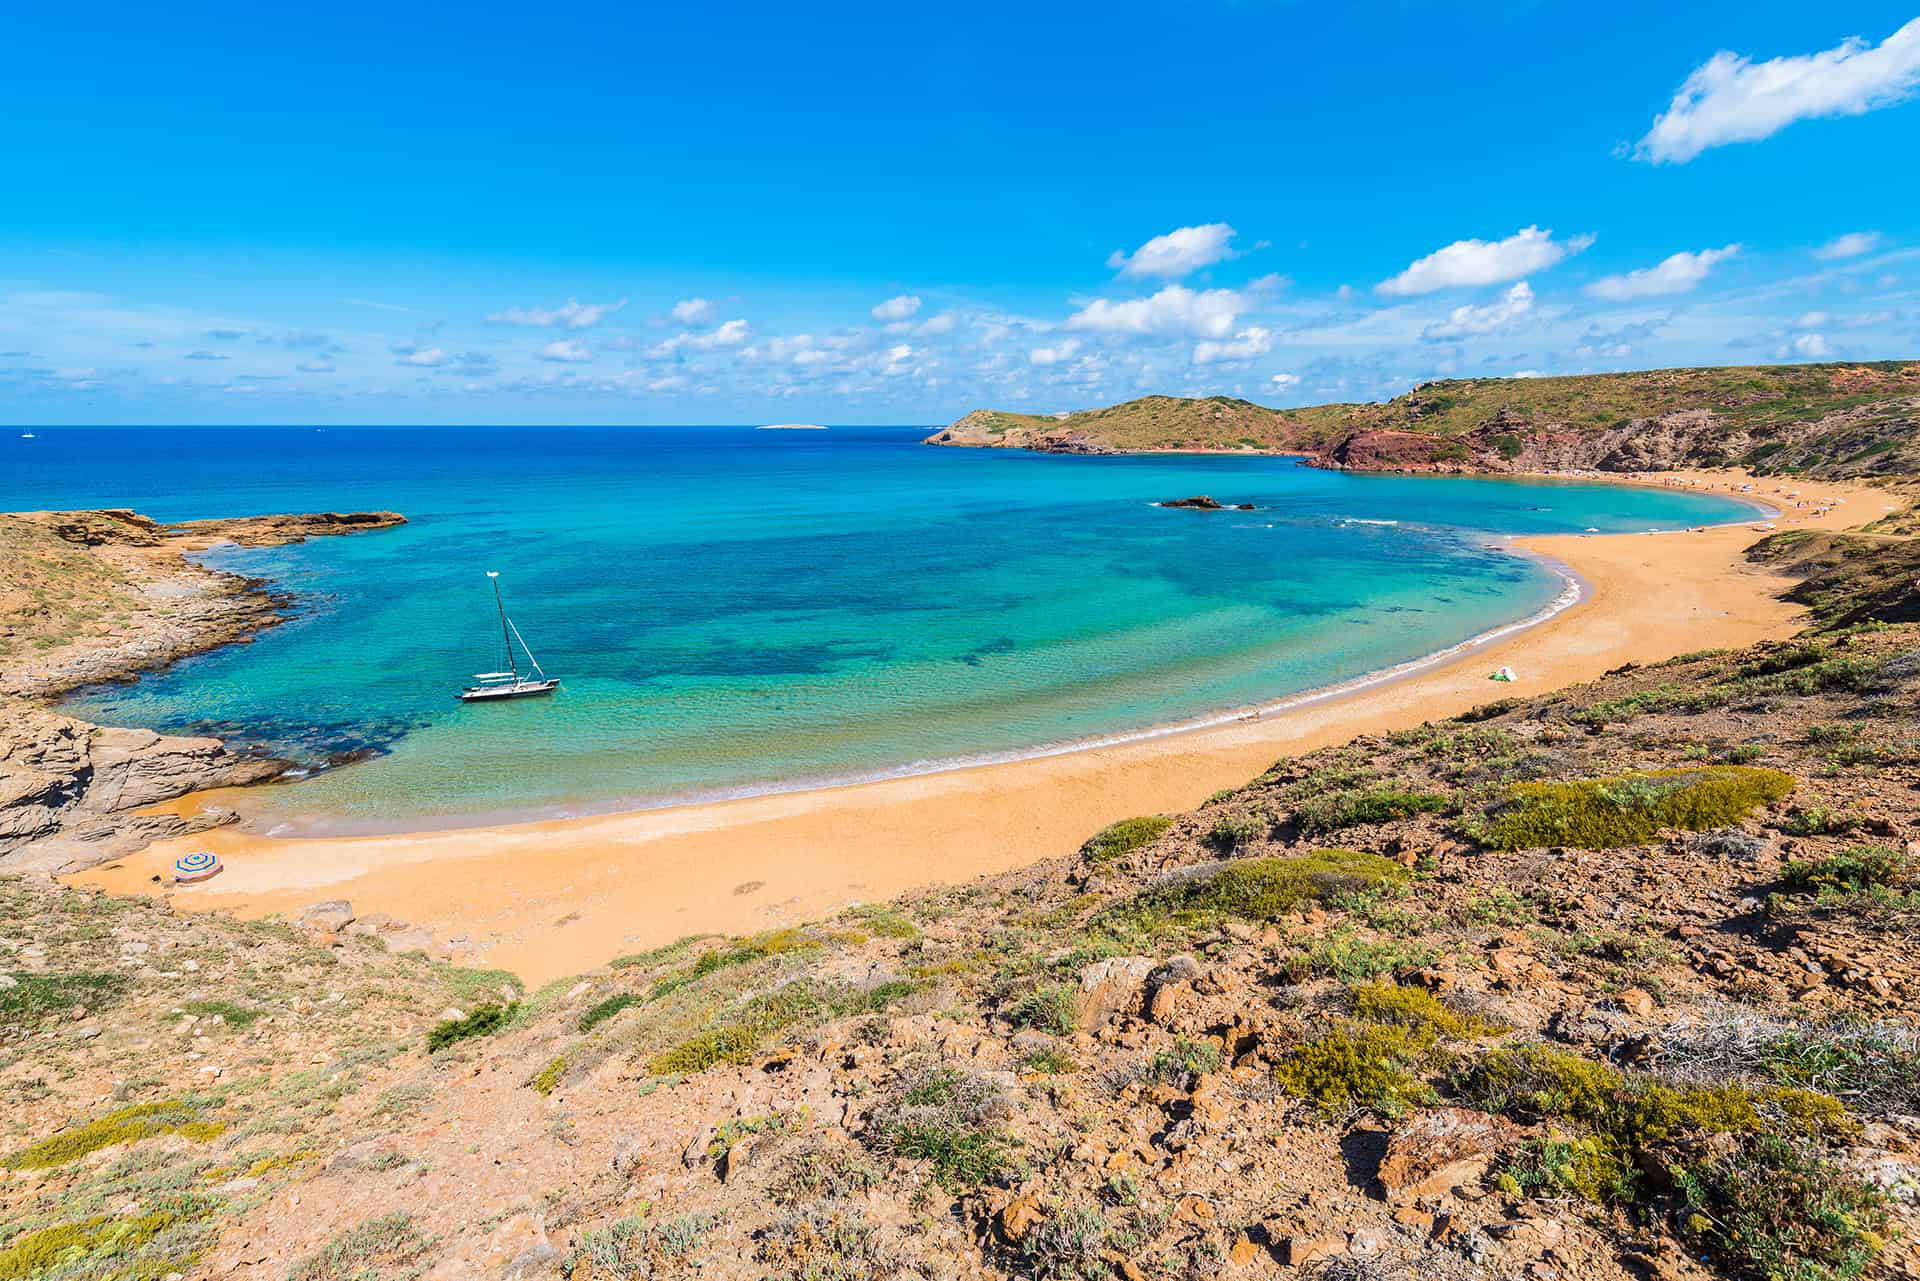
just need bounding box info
[0,704,274,870]
[0,507,405,870]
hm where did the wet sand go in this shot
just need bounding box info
[70,470,1898,984]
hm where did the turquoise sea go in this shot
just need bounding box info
[4,426,1763,831]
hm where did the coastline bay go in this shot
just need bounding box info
[7,425,1760,832]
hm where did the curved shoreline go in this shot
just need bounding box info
[70,470,1884,983]
[254,546,1594,840]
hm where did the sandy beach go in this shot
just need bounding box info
[69,470,1900,984]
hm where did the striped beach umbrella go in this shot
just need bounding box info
[172,851,222,884]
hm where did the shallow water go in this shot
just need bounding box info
[4,426,1761,828]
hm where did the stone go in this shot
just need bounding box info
[997,1192,1044,1244]
[1279,1234,1346,1268]
[1228,1236,1259,1266]
[297,900,355,934]
[1377,1108,1518,1204]
[1075,956,1154,1030]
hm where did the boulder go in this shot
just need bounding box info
[1376,1108,1519,1204]
[1160,495,1224,510]
[298,900,356,934]
[1075,956,1154,1030]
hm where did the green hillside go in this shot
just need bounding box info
[928,360,1920,477]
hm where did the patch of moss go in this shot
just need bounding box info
[179,998,262,1028]
[529,1055,568,1096]
[0,1192,214,1279]
[1476,766,1793,851]
[0,970,129,1027]
[2,1099,223,1171]
[1080,815,1173,863]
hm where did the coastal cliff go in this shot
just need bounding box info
[0,508,404,870]
[925,359,1920,480]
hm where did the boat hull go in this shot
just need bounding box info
[458,679,560,702]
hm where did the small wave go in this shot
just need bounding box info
[1345,517,1399,526]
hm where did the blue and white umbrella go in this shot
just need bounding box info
[172,851,222,884]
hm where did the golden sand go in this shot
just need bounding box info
[70,470,1898,984]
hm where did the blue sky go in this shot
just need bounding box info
[4,1,1918,424]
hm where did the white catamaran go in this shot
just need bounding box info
[459,572,559,702]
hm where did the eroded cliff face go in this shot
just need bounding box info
[0,508,405,871]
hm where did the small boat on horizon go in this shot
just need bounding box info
[458,571,559,702]
[18,432,35,439]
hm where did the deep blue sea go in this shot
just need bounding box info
[3,426,1762,830]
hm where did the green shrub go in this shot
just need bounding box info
[0,1196,214,1281]
[1300,930,1439,982]
[1349,982,1503,1038]
[287,1212,429,1281]
[651,928,823,997]
[1292,784,1449,835]
[1782,845,1907,894]
[578,992,642,1032]
[1125,850,1408,931]
[427,1002,515,1053]
[1477,767,1794,851]
[1006,984,1077,1036]
[1501,1134,1634,1203]
[1204,812,1265,850]
[1675,1135,1888,1281]
[1080,815,1173,863]
[1020,1205,1109,1280]
[868,1062,1010,1189]
[1273,1023,1435,1116]
[1782,805,1856,836]
[1148,1036,1223,1083]
[845,904,919,938]
[648,978,920,1076]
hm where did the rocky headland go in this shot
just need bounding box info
[0,508,404,871]
[925,360,1920,482]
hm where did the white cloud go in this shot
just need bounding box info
[1192,326,1274,365]
[671,298,717,324]
[1633,19,1920,163]
[297,359,336,374]
[1066,284,1246,339]
[871,295,922,322]
[1791,332,1831,357]
[1377,226,1593,295]
[538,339,594,363]
[1813,231,1883,259]
[1513,370,1547,379]
[915,313,956,336]
[1587,245,1740,300]
[1029,339,1082,366]
[1107,223,1237,279]
[1269,373,1301,389]
[1796,310,1829,328]
[396,347,447,367]
[1422,281,1535,339]
[487,297,628,329]
[651,318,752,356]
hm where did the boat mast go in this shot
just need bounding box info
[488,572,518,680]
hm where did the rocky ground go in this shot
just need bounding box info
[4,520,1917,1280]
[0,509,404,872]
